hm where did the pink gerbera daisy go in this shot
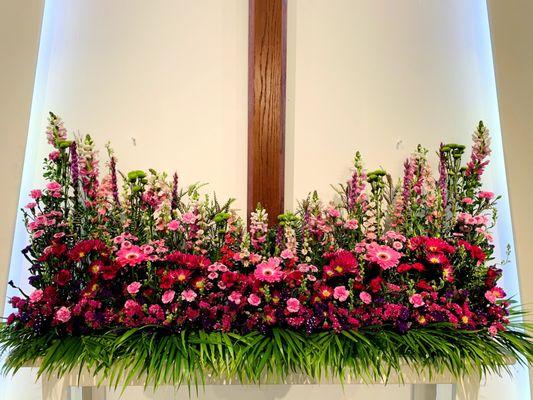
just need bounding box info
[116,245,147,267]
[254,257,284,283]
[366,244,402,270]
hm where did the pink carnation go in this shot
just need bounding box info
[228,291,242,305]
[46,181,62,192]
[478,191,495,200]
[162,290,176,304]
[167,220,180,231]
[29,289,43,303]
[359,291,372,304]
[280,249,294,259]
[409,293,425,308]
[247,293,261,306]
[127,281,141,295]
[55,306,71,323]
[30,189,42,199]
[286,298,300,313]
[182,212,197,224]
[333,286,349,302]
[181,289,197,302]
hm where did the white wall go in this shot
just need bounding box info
[488,1,533,396]
[0,2,44,400]
[286,1,528,399]
[2,0,531,399]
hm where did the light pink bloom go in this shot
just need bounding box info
[33,230,45,239]
[392,241,403,250]
[297,263,310,273]
[280,249,294,259]
[30,189,42,199]
[167,220,180,231]
[286,298,300,313]
[29,289,43,303]
[366,244,402,270]
[228,291,242,304]
[344,219,358,230]
[488,324,498,337]
[254,257,283,283]
[327,207,341,218]
[485,287,505,304]
[162,290,176,304]
[25,202,37,209]
[46,181,61,192]
[333,286,350,302]
[461,197,474,204]
[247,294,261,306]
[182,212,197,224]
[55,306,71,323]
[208,272,218,280]
[478,191,495,200]
[359,291,372,304]
[409,293,425,308]
[181,289,197,302]
[127,282,141,295]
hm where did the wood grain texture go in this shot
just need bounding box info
[248,0,287,224]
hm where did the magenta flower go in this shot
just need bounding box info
[286,298,300,313]
[181,289,197,302]
[162,290,176,304]
[366,244,402,270]
[127,282,141,295]
[254,257,283,283]
[333,286,349,302]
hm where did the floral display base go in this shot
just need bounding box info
[25,363,484,400]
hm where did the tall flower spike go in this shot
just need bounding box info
[171,172,179,210]
[466,121,491,180]
[110,155,120,206]
[438,143,447,208]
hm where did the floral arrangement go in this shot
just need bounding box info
[0,113,531,387]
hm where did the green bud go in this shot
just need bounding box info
[58,140,72,149]
[132,185,142,193]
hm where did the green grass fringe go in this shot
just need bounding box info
[1,322,531,391]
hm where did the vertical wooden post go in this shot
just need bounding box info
[248,0,287,224]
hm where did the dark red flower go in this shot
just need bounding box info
[55,269,72,286]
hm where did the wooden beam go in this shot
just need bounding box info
[248,0,287,224]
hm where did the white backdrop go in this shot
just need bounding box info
[1,0,530,399]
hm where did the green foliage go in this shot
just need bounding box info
[1,316,531,391]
